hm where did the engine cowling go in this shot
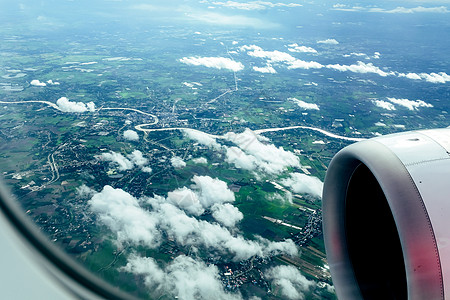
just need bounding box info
[322,128,450,300]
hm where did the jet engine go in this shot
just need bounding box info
[322,128,450,300]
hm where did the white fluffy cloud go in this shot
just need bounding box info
[387,97,433,111]
[99,151,134,171]
[46,79,60,85]
[373,6,449,13]
[333,5,449,14]
[122,255,242,300]
[123,130,139,141]
[253,65,277,73]
[245,47,296,63]
[56,97,96,113]
[193,157,208,164]
[224,128,301,175]
[373,100,396,111]
[317,39,339,45]
[179,56,244,72]
[30,79,46,87]
[266,265,314,299]
[240,44,323,71]
[167,187,203,215]
[89,185,161,248]
[183,129,221,149]
[326,61,394,77]
[239,44,448,84]
[193,175,235,206]
[128,150,149,167]
[171,156,186,169]
[98,150,150,172]
[287,44,317,54]
[398,71,450,83]
[225,146,258,171]
[212,203,243,227]
[211,1,302,10]
[168,175,235,216]
[88,184,298,261]
[184,127,301,176]
[287,60,324,70]
[280,173,324,198]
[289,97,320,110]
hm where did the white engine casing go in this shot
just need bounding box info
[323,128,450,299]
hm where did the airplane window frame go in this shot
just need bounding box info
[0,181,139,300]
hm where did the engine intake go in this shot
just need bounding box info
[322,128,450,300]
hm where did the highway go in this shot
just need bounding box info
[1,99,364,144]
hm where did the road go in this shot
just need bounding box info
[254,126,365,142]
[0,100,61,111]
[1,99,363,142]
[134,124,365,142]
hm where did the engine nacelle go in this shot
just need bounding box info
[322,128,450,300]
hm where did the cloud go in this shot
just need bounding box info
[56,97,96,113]
[192,175,235,206]
[240,45,323,70]
[97,150,150,171]
[317,39,339,45]
[244,47,297,63]
[76,184,96,198]
[179,56,244,72]
[266,265,314,300]
[343,52,369,59]
[224,128,300,175]
[30,79,46,87]
[253,65,277,73]
[123,129,139,141]
[287,44,318,54]
[184,127,300,175]
[99,151,134,171]
[122,255,242,300]
[373,100,396,111]
[287,60,324,70]
[141,166,153,173]
[240,45,448,84]
[211,203,243,227]
[127,150,149,167]
[211,1,302,10]
[398,72,422,80]
[89,185,161,248]
[387,97,433,111]
[183,129,221,149]
[326,61,394,77]
[167,187,204,215]
[419,72,450,83]
[193,157,208,164]
[168,175,235,216]
[46,79,60,85]
[280,173,324,198]
[333,4,449,14]
[89,184,298,261]
[289,98,319,110]
[171,156,186,169]
[158,202,297,260]
[225,146,258,171]
[398,72,450,83]
[369,6,449,14]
